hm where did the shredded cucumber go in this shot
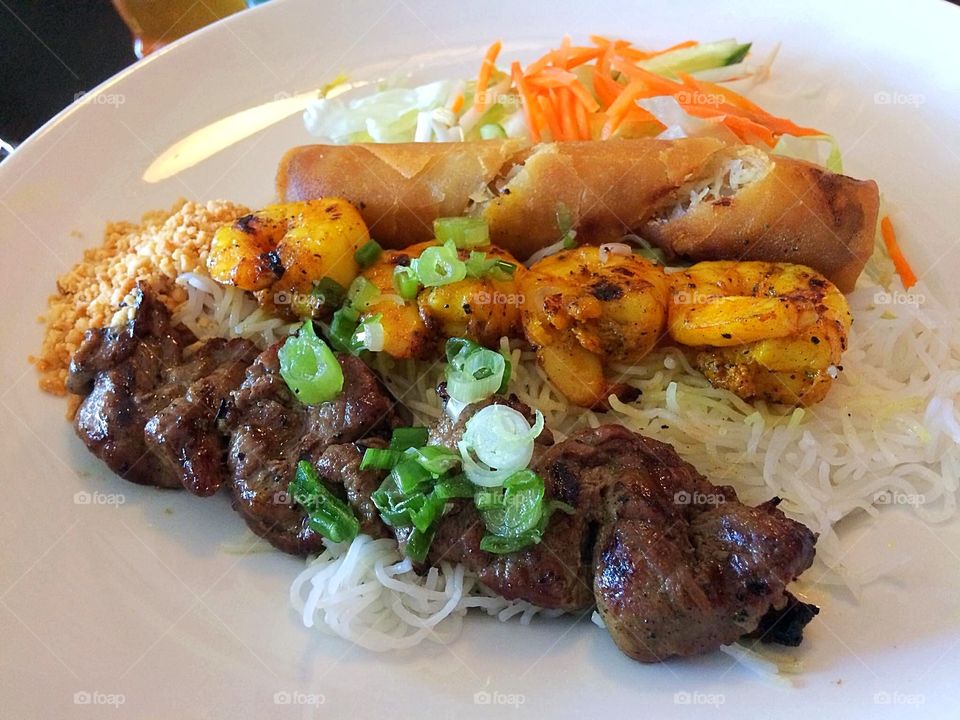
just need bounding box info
[640,39,751,77]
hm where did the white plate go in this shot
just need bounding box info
[2,0,960,717]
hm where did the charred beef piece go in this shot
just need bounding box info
[418,398,595,610]
[67,285,257,491]
[747,591,820,647]
[224,343,397,554]
[384,399,818,660]
[535,425,817,662]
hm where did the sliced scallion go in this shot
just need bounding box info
[389,426,430,451]
[278,321,344,404]
[411,242,467,287]
[433,216,490,249]
[354,239,383,268]
[290,461,359,543]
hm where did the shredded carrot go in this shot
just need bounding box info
[881,216,917,289]
[557,88,578,141]
[450,93,465,115]
[474,40,502,112]
[646,39,698,58]
[537,93,564,140]
[601,79,650,138]
[567,80,600,113]
[574,93,591,139]
[527,67,580,88]
[511,61,542,142]
[486,35,823,148]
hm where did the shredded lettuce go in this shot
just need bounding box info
[304,80,455,143]
[637,96,738,143]
[772,133,843,173]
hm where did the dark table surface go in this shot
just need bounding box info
[1,1,137,147]
[2,0,958,152]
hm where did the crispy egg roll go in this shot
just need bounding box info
[641,145,879,293]
[277,139,879,292]
[278,139,528,244]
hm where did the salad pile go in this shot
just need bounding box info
[305,35,842,171]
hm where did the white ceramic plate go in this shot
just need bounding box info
[3,0,960,717]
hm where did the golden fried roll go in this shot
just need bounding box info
[277,138,721,256]
[278,139,879,292]
[277,140,528,246]
[643,146,879,293]
[480,138,726,255]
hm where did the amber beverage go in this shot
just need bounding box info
[112,0,247,57]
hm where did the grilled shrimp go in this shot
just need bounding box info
[359,241,525,359]
[519,246,671,408]
[359,244,436,360]
[207,199,369,317]
[668,261,852,406]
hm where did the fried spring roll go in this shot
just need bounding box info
[641,145,880,293]
[277,139,879,292]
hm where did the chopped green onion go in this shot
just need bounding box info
[360,447,403,470]
[371,476,415,527]
[390,458,433,495]
[327,307,361,353]
[392,265,421,299]
[346,276,380,309]
[405,525,437,563]
[479,499,574,554]
[479,123,507,140]
[408,491,446,533]
[311,276,346,308]
[433,216,490,249]
[354,239,383,268]
[479,533,534,554]
[434,473,476,499]
[411,241,467,287]
[475,469,545,538]
[389,426,430,451]
[278,321,344,404]
[464,252,517,280]
[445,337,511,404]
[562,233,577,250]
[353,313,384,352]
[457,404,544,487]
[290,461,359,543]
[405,445,461,475]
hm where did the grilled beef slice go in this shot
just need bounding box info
[224,343,397,554]
[67,285,257,492]
[392,400,818,661]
